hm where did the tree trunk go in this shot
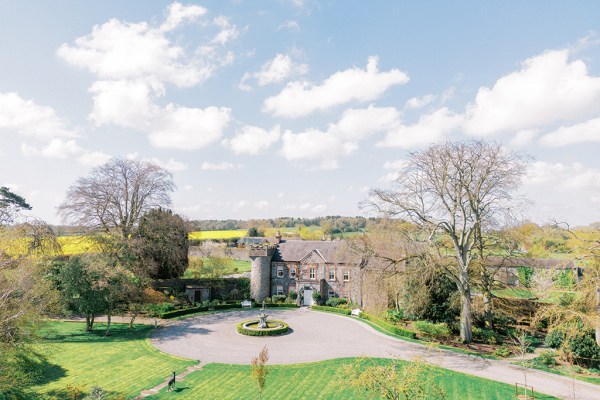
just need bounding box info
[458,272,473,343]
[483,287,494,331]
[105,313,111,336]
[86,314,94,331]
[596,288,600,346]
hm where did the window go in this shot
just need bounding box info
[328,269,335,281]
[277,266,284,278]
[343,271,350,282]
[289,267,296,279]
[328,289,335,298]
[309,268,316,279]
[288,285,296,294]
[276,285,283,296]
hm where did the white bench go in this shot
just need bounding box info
[241,300,252,308]
[351,308,362,317]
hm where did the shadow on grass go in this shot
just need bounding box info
[41,322,153,344]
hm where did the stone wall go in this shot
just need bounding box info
[153,278,250,301]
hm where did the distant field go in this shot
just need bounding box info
[58,236,98,255]
[185,257,251,278]
[189,230,247,240]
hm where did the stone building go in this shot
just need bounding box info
[249,238,388,308]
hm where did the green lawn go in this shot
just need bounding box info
[185,257,251,278]
[32,322,195,399]
[492,287,536,299]
[146,358,557,400]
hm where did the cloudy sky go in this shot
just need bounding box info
[1,1,600,226]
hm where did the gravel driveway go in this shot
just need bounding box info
[151,308,600,400]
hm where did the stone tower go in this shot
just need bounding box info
[249,245,276,302]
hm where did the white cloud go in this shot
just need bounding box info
[78,150,112,167]
[57,4,216,87]
[510,129,539,148]
[160,2,207,32]
[463,49,600,136]
[378,107,462,148]
[222,125,281,155]
[255,200,269,210]
[263,56,409,118]
[201,161,245,171]
[278,20,300,31]
[524,161,600,189]
[0,92,77,139]
[149,105,231,150]
[58,3,235,150]
[239,53,308,91]
[212,16,239,45]
[404,94,436,110]
[279,105,402,169]
[539,117,600,147]
[150,157,187,172]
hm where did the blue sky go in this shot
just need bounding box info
[1,1,600,226]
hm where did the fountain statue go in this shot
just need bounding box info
[258,301,269,328]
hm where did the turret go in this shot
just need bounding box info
[249,245,276,302]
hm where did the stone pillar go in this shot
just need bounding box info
[249,246,276,302]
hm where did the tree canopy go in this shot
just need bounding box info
[58,158,175,238]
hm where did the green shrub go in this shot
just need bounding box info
[311,305,351,315]
[554,270,576,289]
[271,295,287,303]
[146,302,174,317]
[569,333,600,368]
[325,297,348,307]
[413,321,450,340]
[359,313,417,339]
[289,291,298,300]
[261,303,298,308]
[545,329,564,349]
[535,350,557,366]
[312,291,322,304]
[212,303,240,310]
[236,320,289,336]
[493,345,511,358]
[517,267,533,288]
[472,327,498,345]
[384,309,404,324]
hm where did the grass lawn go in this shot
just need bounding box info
[185,257,251,278]
[146,358,558,400]
[492,287,536,299]
[189,230,247,240]
[32,322,195,399]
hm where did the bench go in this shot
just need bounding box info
[351,308,362,317]
[241,300,252,308]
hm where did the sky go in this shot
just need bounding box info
[1,1,600,227]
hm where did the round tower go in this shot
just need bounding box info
[249,245,276,302]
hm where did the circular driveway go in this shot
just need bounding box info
[151,308,404,365]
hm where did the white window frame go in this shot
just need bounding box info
[343,270,350,282]
[290,267,296,279]
[328,269,335,281]
[277,266,284,278]
[276,285,284,296]
[309,268,316,279]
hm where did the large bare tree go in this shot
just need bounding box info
[366,140,526,343]
[58,158,175,239]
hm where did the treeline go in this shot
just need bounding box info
[190,216,376,234]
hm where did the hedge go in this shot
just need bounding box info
[311,305,351,315]
[237,320,289,336]
[359,313,417,339]
[262,303,299,308]
[213,303,241,310]
[160,306,209,319]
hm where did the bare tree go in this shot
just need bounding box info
[58,158,175,239]
[366,141,526,343]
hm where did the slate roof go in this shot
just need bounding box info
[272,240,362,264]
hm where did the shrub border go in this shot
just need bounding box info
[237,320,289,336]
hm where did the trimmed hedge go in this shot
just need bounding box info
[213,303,241,310]
[160,306,209,319]
[359,313,417,339]
[237,320,289,336]
[311,305,351,315]
[263,303,299,308]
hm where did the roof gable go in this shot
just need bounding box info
[299,249,327,264]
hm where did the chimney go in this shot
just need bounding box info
[275,230,282,244]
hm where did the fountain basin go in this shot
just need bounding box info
[237,319,289,336]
